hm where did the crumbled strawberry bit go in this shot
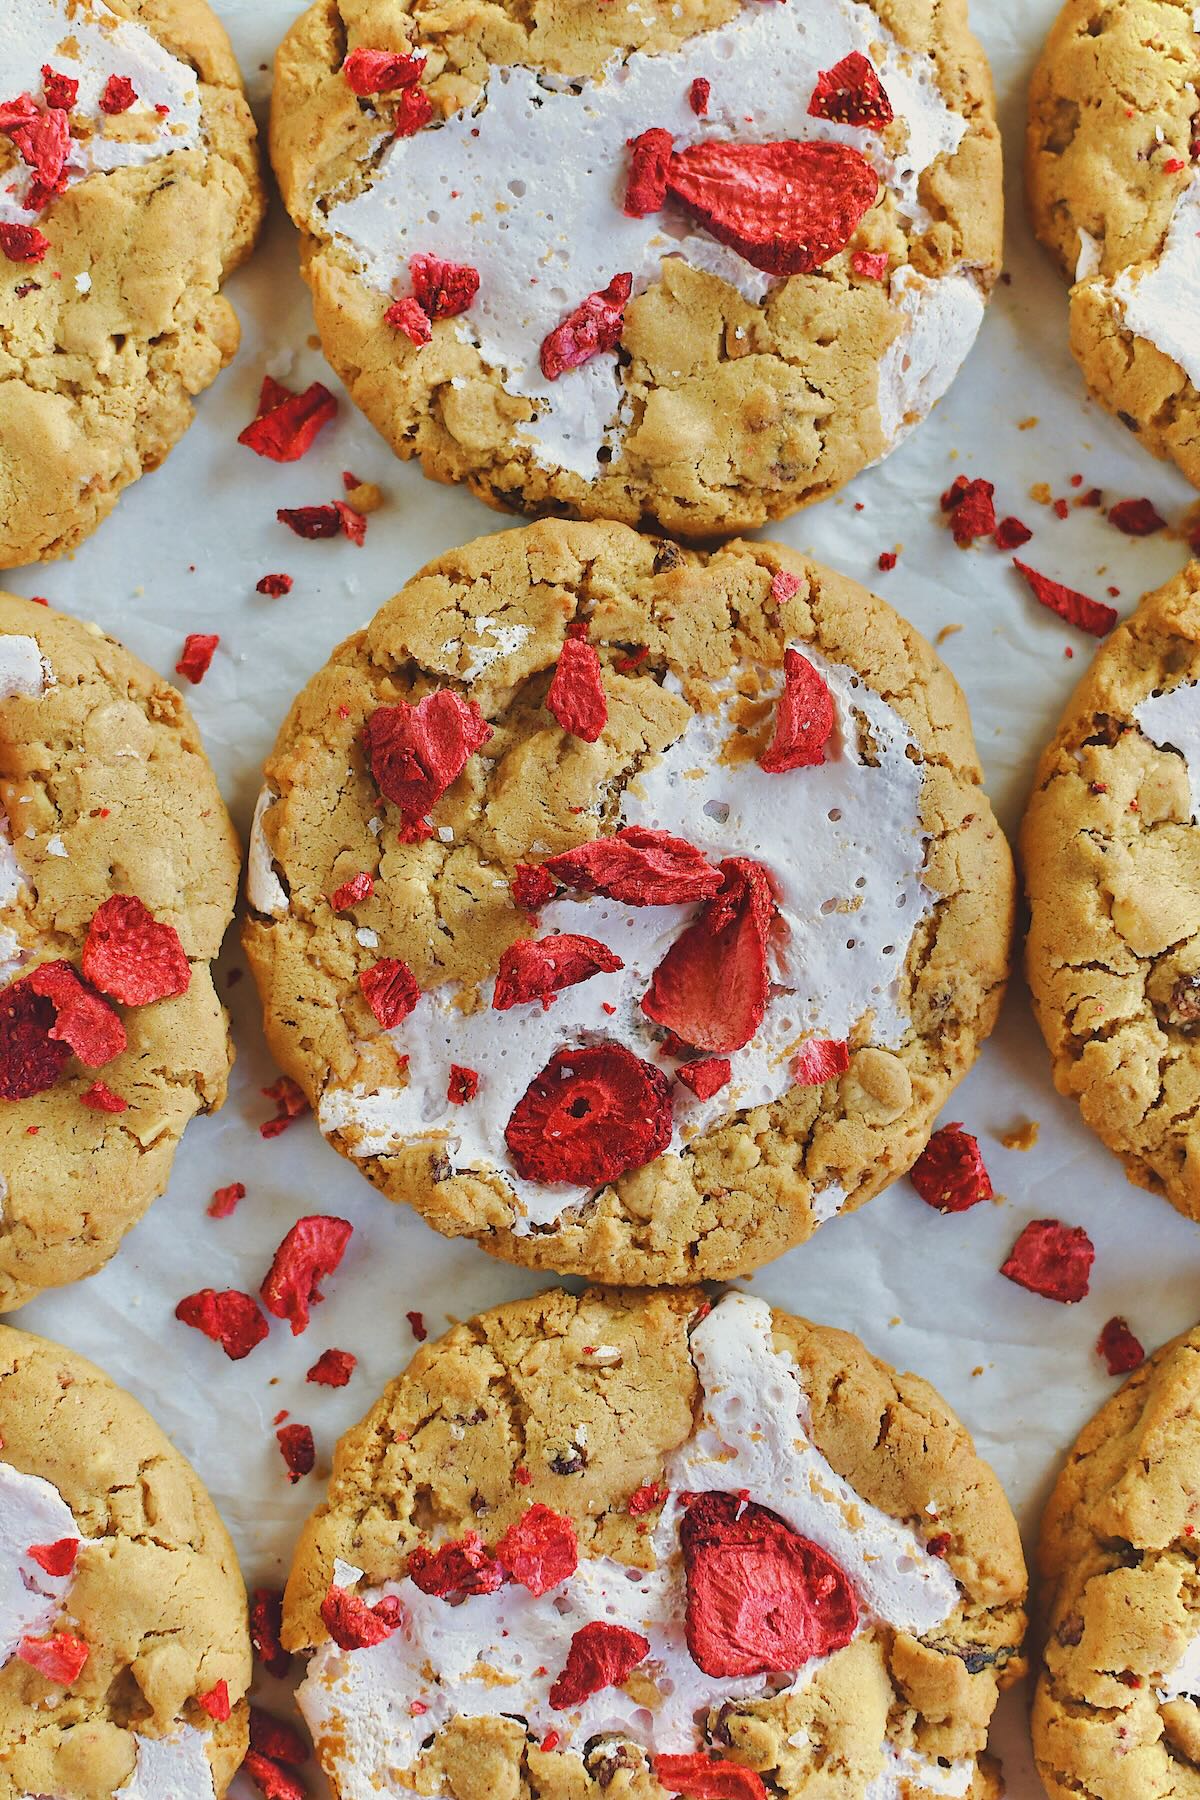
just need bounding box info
[994,515,1032,550]
[654,1755,767,1800]
[546,635,608,739]
[628,1481,668,1516]
[17,1632,89,1685]
[256,573,293,597]
[506,1044,673,1186]
[99,75,137,114]
[277,504,343,539]
[643,858,775,1053]
[1108,497,1166,536]
[276,1423,315,1482]
[675,1056,731,1100]
[261,1215,353,1335]
[624,128,672,217]
[24,962,126,1068]
[1001,1218,1095,1303]
[84,896,190,1006]
[496,1504,578,1595]
[760,650,834,772]
[342,48,426,95]
[334,499,368,546]
[926,1532,952,1558]
[941,475,997,546]
[1163,156,1186,173]
[1013,558,1117,636]
[1052,497,1070,520]
[197,1681,231,1722]
[493,934,623,1011]
[0,223,49,263]
[515,1464,532,1486]
[1077,487,1103,509]
[307,1347,357,1387]
[549,1621,649,1709]
[176,1289,269,1361]
[540,273,632,380]
[688,78,710,116]
[244,1753,304,1800]
[511,863,558,914]
[615,644,650,673]
[769,569,801,606]
[209,1181,246,1219]
[250,1709,309,1768]
[175,633,219,684]
[260,1075,309,1137]
[330,871,374,911]
[5,105,70,211]
[852,249,889,280]
[1098,1316,1144,1376]
[358,956,421,1030]
[385,295,432,344]
[876,550,898,573]
[409,253,479,319]
[545,827,721,907]
[40,67,78,109]
[408,1533,505,1599]
[407,1309,427,1340]
[250,1590,290,1677]
[366,691,492,829]
[808,51,893,129]
[666,139,878,275]
[910,1122,992,1212]
[447,1063,479,1104]
[26,1539,78,1577]
[792,1039,849,1087]
[541,1730,561,1753]
[239,377,337,463]
[394,85,433,136]
[79,1080,126,1112]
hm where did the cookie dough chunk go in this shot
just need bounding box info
[285,1287,1027,1800]
[0,593,240,1308]
[269,0,1002,538]
[1022,564,1200,1223]
[0,1324,249,1800]
[0,0,264,567]
[1028,0,1200,487]
[243,519,1013,1284]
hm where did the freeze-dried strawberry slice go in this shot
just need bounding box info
[675,1057,731,1100]
[17,1632,88,1685]
[209,1181,245,1219]
[681,1492,858,1677]
[624,128,672,217]
[321,1583,406,1648]
[239,378,337,463]
[386,296,432,344]
[342,48,426,94]
[1002,1219,1094,1303]
[83,896,190,1005]
[628,1481,668,1516]
[493,934,623,1010]
[80,1081,126,1113]
[911,1122,992,1212]
[511,863,558,914]
[665,140,878,276]
[549,1621,649,1709]
[307,1347,356,1386]
[257,573,293,597]
[176,1289,269,1361]
[7,107,70,210]
[26,1539,78,1577]
[260,1075,308,1138]
[851,249,888,279]
[394,86,433,136]
[335,500,368,546]
[1098,1316,1144,1376]
[99,75,137,115]
[278,504,342,538]
[544,827,722,907]
[0,981,69,1099]
[808,51,893,130]
[250,1589,290,1677]
[447,1064,478,1104]
[277,1423,315,1482]
[250,1708,309,1767]
[760,649,835,773]
[40,67,77,110]
[654,1755,767,1800]
[792,1039,849,1087]
[1013,559,1117,636]
[26,962,126,1067]
[359,957,420,1028]
[547,635,608,741]
[365,691,493,825]
[0,223,49,263]
[261,1215,353,1335]
[244,1754,304,1800]
[197,1681,230,1721]
[540,274,632,380]
[642,858,774,1054]
[689,78,711,116]
[176,633,218,684]
[495,1504,578,1596]
[1109,497,1165,536]
[943,476,997,547]
[994,515,1032,550]
[408,1533,505,1599]
[410,254,479,319]
[0,95,39,134]
[505,1045,673,1186]
[330,871,373,911]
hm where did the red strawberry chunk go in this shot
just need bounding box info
[261,1215,353,1335]
[330,871,374,911]
[910,1123,992,1212]
[808,51,893,130]
[1108,497,1166,536]
[99,76,137,115]
[83,896,190,1006]
[25,962,126,1067]
[665,140,878,276]
[408,1534,504,1599]
[26,1539,78,1577]
[544,826,721,906]
[307,1347,356,1387]
[386,296,432,344]
[250,1589,290,1677]
[197,1680,231,1721]
[250,1708,309,1767]
[0,981,70,1098]
[1097,1316,1144,1376]
[40,68,77,110]
[540,275,632,380]
[277,1423,315,1482]
[175,1290,269,1361]
[244,1754,304,1800]
[447,1063,479,1104]
[505,1045,673,1187]
[1013,559,1117,636]
[942,476,997,546]
[675,1057,731,1100]
[628,1481,668,1516]
[0,223,49,263]
[394,86,433,136]
[365,691,492,826]
[791,1039,849,1087]
[549,1621,649,1709]
[359,957,420,1028]
[278,505,342,539]
[689,78,711,116]
[17,1632,88,1685]
[642,858,775,1054]
[176,633,219,685]
[760,649,835,772]
[624,128,672,217]
[495,1504,578,1596]
[1001,1219,1094,1303]
[239,378,337,463]
[493,934,623,1011]
[410,254,479,319]
[79,1081,126,1113]
[321,1583,406,1648]
[654,1756,768,1800]
[6,107,70,210]
[511,863,558,913]
[342,48,426,94]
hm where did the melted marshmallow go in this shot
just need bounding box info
[0,0,202,223]
[297,1294,959,1799]
[1157,1632,1200,1703]
[864,1743,972,1799]
[1109,178,1200,390]
[247,788,289,920]
[0,1461,83,1664]
[318,651,932,1229]
[323,0,972,477]
[114,1728,215,1800]
[875,266,985,449]
[1135,681,1200,821]
[0,636,52,701]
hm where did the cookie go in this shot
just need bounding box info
[0,0,264,568]
[284,1286,1027,1800]
[1032,1320,1200,1799]
[1027,0,1200,487]
[0,592,240,1308]
[269,0,1002,538]
[243,519,1013,1285]
[0,1322,250,1800]
[1022,563,1200,1224]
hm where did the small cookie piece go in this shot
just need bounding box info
[0,1324,250,1798]
[0,593,240,1307]
[270,0,1002,537]
[285,1287,1027,1800]
[1027,0,1200,486]
[1033,1322,1200,1799]
[0,0,264,566]
[1023,563,1200,1223]
[243,519,1013,1284]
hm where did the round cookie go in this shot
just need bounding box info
[269,0,1002,538]
[1022,563,1200,1224]
[285,1286,1027,1800]
[0,0,264,567]
[243,519,1013,1284]
[1028,0,1200,488]
[0,593,240,1308]
[0,1323,250,1800]
[1033,1322,1200,1800]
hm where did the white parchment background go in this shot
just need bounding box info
[6,3,1200,1793]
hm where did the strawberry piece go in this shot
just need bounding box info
[406,1310,427,1340]
[1002,1219,1094,1303]
[547,636,608,741]
[176,633,219,684]
[334,500,367,545]
[385,296,432,344]
[306,1347,356,1387]
[0,95,39,133]
[321,1583,406,1648]
[760,649,835,773]
[942,476,996,547]
[540,274,632,380]
[244,1754,304,1800]
[257,573,294,597]
[249,1589,290,1677]
[25,962,126,1067]
[0,223,49,263]
[910,1122,992,1212]
[197,1680,231,1721]
[408,1534,505,1599]
[17,1632,89,1685]
[1109,497,1166,536]
[260,1075,309,1138]
[176,1290,269,1361]
[642,858,775,1053]
[330,871,374,911]
[545,827,722,906]
[627,1481,668,1516]
[994,515,1032,550]
[250,1708,309,1766]
[410,254,479,319]
[681,1492,858,1677]
[365,691,493,826]
[342,48,426,94]
[359,957,420,1027]
[394,86,433,136]
[239,378,337,463]
[1098,1317,1144,1376]
[40,67,78,110]
[276,1423,315,1482]
[791,1039,849,1087]
[1013,559,1117,636]
[209,1182,245,1219]
[675,1057,731,1100]
[83,896,190,1005]
[447,1064,479,1104]
[493,934,623,1011]
[769,570,800,606]
[6,107,70,210]
[624,128,672,217]
[511,863,558,913]
[689,78,711,116]
[495,1504,578,1596]
[807,51,893,130]
[665,140,878,276]
[0,981,70,1098]
[278,504,343,538]
[261,1215,353,1335]
[99,76,137,114]
[26,1539,78,1577]
[505,1045,673,1186]
[548,1621,649,1709]
[79,1081,126,1112]
[851,249,888,279]
[654,1754,768,1799]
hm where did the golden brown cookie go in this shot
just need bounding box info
[1033,1322,1200,1800]
[1027,0,1200,487]
[1022,562,1200,1225]
[0,0,264,567]
[269,0,1002,537]
[0,592,240,1309]
[0,1323,250,1800]
[243,518,1013,1285]
[284,1286,1027,1800]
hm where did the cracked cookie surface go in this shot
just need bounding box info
[243,518,1013,1286]
[0,592,240,1309]
[1027,0,1200,488]
[269,0,1001,537]
[1022,564,1200,1225]
[284,1285,1027,1800]
[0,1323,250,1800]
[0,0,264,568]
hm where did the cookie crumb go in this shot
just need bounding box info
[999,1120,1039,1152]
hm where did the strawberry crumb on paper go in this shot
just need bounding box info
[276,1423,315,1482]
[307,1347,357,1387]
[260,1075,309,1137]
[175,633,218,684]
[1097,1317,1145,1376]
[406,1310,427,1341]
[208,1182,246,1219]
[910,1124,993,1212]
[1001,1219,1095,1304]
